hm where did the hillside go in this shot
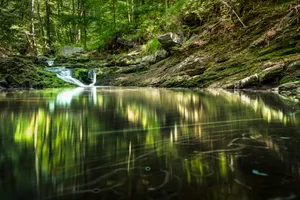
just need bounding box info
[0,0,299,97]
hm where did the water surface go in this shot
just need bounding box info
[1,87,300,200]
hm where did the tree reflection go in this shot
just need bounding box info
[0,88,299,200]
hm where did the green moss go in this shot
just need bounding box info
[36,68,73,88]
[141,38,162,55]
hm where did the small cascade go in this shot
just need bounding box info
[46,59,55,66]
[45,67,97,87]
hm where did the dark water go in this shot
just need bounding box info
[1,87,300,200]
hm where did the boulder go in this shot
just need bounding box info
[158,33,182,50]
[61,46,84,57]
[116,37,135,49]
[259,64,284,84]
[278,81,300,96]
[234,74,259,89]
[141,49,169,65]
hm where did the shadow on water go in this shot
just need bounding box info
[0,88,300,200]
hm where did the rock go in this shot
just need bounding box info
[259,64,284,84]
[116,37,135,49]
[116,56,141,66]
[142,54,156,64]
[141,49,169,65]
[61,46,84,57]
[44,49,56,57]
[176,55,206,75]
[297,87,300,99]
[0,79,8,87]
[286,60,300,72]
[186,68,206,76]
[234,74,259,89]
[154,49,169,62]
[182,12,202,26]
[36,56,49,66]
[158,33,182,50]
[278,81,300,96]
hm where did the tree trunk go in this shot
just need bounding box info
[30,0,37,56]
[37,0,46,51]
[72,0,76,43]
[83,1,87,49]
[126,0,131,22]
[45,0,52,48]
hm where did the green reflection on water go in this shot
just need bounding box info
[0,88,300,200]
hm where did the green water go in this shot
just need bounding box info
[0,87,300,200]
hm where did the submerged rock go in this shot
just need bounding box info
[158,32,182,50]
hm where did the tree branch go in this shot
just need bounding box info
[218,0,247,28]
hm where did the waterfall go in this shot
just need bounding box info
[45,67,97,87]
[46,60,55,66]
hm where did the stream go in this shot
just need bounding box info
[0,88,300,200]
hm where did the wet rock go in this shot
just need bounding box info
[286,60,300,72]
[158,32,182,50]
[278,81,300,96]
[36,56,49,66]
[234,74,259,89]
[61,46,84,57]
[259,64,284,84]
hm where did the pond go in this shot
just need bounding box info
[0,87,300,200]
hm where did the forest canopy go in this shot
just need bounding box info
[0,0,295,55]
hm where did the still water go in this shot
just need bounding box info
[1,87,300,200]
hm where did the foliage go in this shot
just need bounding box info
[0,0,298,55]
[141,38,161,55]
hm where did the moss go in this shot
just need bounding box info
[73,68,91,84]
[36,68,73,88]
